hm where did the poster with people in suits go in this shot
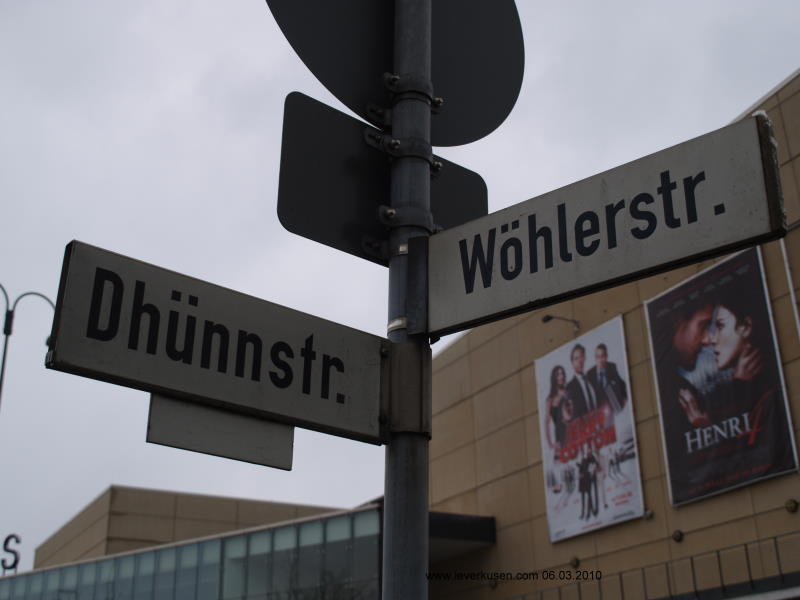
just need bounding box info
[535,316,644,542]
[645,247,798,505]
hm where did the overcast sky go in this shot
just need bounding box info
[1,0,798,572]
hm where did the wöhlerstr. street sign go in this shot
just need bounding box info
[428,116,785,336]
[47,242,387,443]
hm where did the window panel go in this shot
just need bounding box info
[175,544,198,600]
[115,556,135,600]
[271,526,296,597]
[77,562,96,600]
[154,549,176,600]
[246,531,271,600]
[222,536,246,600]
[133,553,155,600]
[197,540,220,600]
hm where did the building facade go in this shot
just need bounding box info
[2,69,800,600]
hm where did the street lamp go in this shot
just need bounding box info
[0,283,55,414]
[541,314,581,333]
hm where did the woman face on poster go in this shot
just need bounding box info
[549,365,567,397]
[708,302,763,380]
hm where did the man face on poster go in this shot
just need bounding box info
[566,344,598,417]
[588,343,627,412]
[672,304,713,370]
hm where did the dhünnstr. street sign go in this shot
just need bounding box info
[429,115,786,336]
[47,241,387,443]
[147,393,294,470]
[278,92,488,266]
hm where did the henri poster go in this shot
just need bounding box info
[645,247,798,505]
[535,316,644,542]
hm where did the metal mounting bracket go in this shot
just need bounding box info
[363,130,442,174]
[385,342,432,437]
[383,72,434,104]
[378,205,435,233]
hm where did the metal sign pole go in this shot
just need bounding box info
[383,0,431,598]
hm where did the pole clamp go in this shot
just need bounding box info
[363,130,442,174]
[383,72,434,104]
[383,342,432,437]
[378,205,435,233]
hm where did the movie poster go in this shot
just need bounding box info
[645,247,798,505]
[535,316,644,542]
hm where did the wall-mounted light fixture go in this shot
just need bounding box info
[542,314,581,332]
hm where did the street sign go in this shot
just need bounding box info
[147,394,294,470]
[278,92,487,266]
[429,116,786,336]
[265,0,524,146]
[47,242,387,443]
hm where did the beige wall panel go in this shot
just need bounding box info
[642,563,672,599]
[430,444,476,504]
[110,487,176,518]
[769,105,792,165]
[750,471,800,513]
[293,504,339,519]
[476,470,531,530]
[786,229,800,291]
[176,494,237,522]
[623,307,649,367]
[173,518,236,541]
[432,355,472,415]
[755,507,800,541]
[688,552,724,591]
[773,294,800,362]
[468,313,525,350]
[777,75,800,103]
[744,539,782,581]
[669,556,700,596]
[781,161,800,223]
[669,517,758,560]
[523,414,541,466]
[108,513,174,543]
[475,420,526,485]
[236,500,297,526]
[468,327,521,393]
[776,532,800,573]
[758,93,780,113]
[718,545,752,585]
[480,521,535,575]
[472,373,522,439]
[527,465,546,519]
[529,515,597,570]
[520,364,537,416]
[664,486,753,535]
[595,479,668,555]
[762,240,790,299]
[77,541,107,562]
[106,539,156,556]
[431,398,475,460]
[629,362,656,423]
[35,489,111,567]
[38,516,109,569]
[637,264,700,304]
[571,283,640,333]
[784,357,800,419]
[433,334,470,373]
[516,306,577,364]
[430,490,478,515]
[636,417,665,481]
[782,90,800,158]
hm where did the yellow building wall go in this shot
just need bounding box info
[429,70,800,600]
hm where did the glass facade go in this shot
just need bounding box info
[0,509,380,600]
